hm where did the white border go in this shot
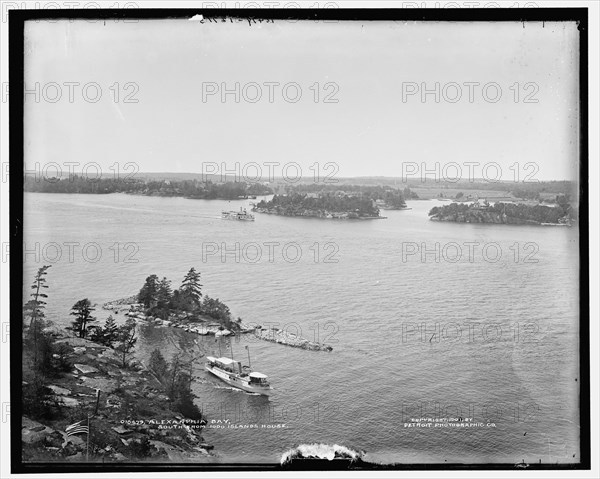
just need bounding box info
[0,1,597,478]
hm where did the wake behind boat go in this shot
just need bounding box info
[221,207,255,221]
[205,356,272,396]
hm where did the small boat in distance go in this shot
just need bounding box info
[205,356,273,396]
[221,207,255,221]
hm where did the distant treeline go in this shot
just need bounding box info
[278,183,419,200]
[277,177,575,193]
[24,175,273,200]
[428,180,575,198]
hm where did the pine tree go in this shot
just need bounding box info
[138,274,159,308]
[68,298,96,338]
[156,277,172,318]
[23,265,52,368]
[23,265,51,329]
[115,318,137,367]
[102,315,119,346]
[179,268,203,311]
[89,315,119,347]
[148,348,169,381]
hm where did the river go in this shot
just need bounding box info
[22,192,580,464]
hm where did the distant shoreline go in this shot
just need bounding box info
[428,201,574,227]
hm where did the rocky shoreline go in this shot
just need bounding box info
[103,299,334,352]
[22,333,214,463]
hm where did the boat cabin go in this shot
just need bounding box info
[207,356,242,375]
[249,371,270,387]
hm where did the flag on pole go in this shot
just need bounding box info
[66,420,89,436]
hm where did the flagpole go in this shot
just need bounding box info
[94,389,100,416]
[86,414,90,462]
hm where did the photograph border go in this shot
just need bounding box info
[9,6,590,473]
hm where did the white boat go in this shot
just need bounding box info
[221,207,255,221]
[205,356,272,396]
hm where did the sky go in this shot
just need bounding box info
[23,18,580,182]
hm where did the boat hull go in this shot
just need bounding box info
[221,211,255,221]
[206,365,272,396]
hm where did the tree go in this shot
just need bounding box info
[179,268,203,311]
[148,348,169,381]
[115,318,137,368]
[556,194,571,210]
[89,315,119,347]
[138,274,159,309]
[22,376,61,420]
[24,265,51,329]
[154,277,173,319]
[22,267,72,399]
[455,192,464,199]
[163,336,204,420]
[101,315,119,346]
[128,436,155,458]
[201,296,232,327]
[68,298,96,338]
[23,265,52,366]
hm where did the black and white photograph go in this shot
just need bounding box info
[1,2,598,476]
